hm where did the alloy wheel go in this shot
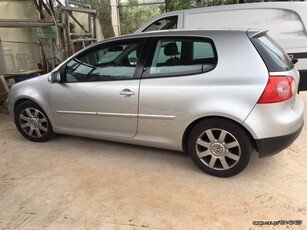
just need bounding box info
[19,107,49,138]
[195,128,241,170]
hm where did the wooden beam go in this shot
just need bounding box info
[55,0,91,33]
[69,13,89,33]
[61,6,96,14]
[93,15,97,40]
[38,0,52,16]
[55,0,64,6]
[32,0,45,19]
[0,19,61,28]
[71,38,97,43]
[68,0,91,8]
[70,33,91,36]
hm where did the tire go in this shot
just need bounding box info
[15,100,54,142]
[188,118,252,177]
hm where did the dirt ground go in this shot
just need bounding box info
[0,93,306,230]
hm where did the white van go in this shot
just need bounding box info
[136,2,307,91]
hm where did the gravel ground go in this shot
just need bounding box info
[0,93,306,230]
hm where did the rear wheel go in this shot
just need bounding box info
[15,101,54,142]
[188,118,252,177]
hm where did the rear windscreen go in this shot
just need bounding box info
[251,34,294,72]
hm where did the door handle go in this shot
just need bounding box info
[120,89,135,97]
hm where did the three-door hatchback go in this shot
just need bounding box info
[7,30,304,177]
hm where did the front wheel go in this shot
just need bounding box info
[188,118,252,177]
[15,100,54,142]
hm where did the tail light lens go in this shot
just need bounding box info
[257,76,295,104]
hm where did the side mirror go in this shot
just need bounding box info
[48,71,61,83]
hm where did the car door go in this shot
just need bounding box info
[50,39,146,138]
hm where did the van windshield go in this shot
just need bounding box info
[143,16,178,32]
[251,34,294,72]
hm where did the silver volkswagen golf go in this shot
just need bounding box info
[7,30,304,177]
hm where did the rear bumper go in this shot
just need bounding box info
[255,123,303,158]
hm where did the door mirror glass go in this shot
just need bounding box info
[49,71,61,83]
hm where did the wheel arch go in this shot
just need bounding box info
[13,97,55,127]
[14,97,45,114]
[14,98,32,113]
[182,116,257,154]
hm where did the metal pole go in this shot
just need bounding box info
[111,0,120,36]
[93,14,97,40]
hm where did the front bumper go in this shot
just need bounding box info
[255,123,303,158]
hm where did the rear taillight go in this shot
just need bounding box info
[257,76,295,104]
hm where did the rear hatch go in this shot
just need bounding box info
[248,30,300,105]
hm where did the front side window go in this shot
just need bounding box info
[65,41,144,82]
[143,16,178,32]
[145,38,217,78]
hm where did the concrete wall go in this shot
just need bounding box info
[0,0,104,74]
[0,0,41,73]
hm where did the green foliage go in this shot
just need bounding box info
[203,0,232,7]
[163,0,290,10]
[165,0,196,11]
[119,0,161,34]
[172,0,196,10]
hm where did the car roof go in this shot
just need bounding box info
[94,29,254,45]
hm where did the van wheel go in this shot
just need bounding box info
[188,118,252,177]
[15,101,54,142]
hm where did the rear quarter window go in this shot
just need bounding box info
[144,37,217,78]
[251,34,294,72]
